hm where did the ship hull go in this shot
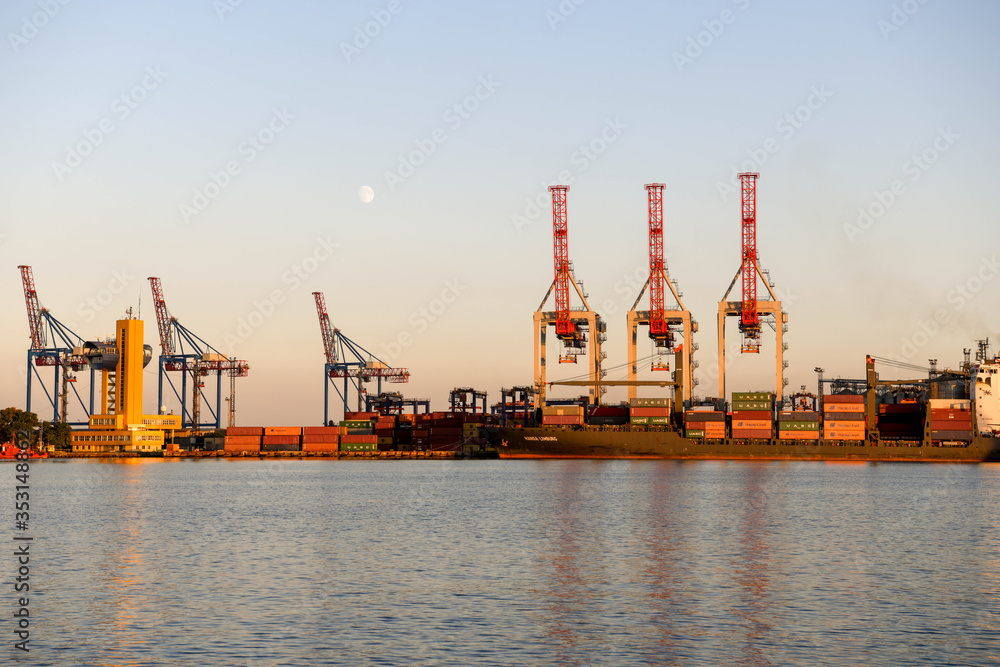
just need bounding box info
[487,427,1000,462]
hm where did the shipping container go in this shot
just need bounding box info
[227,426,264,436]
[344,412,378,421]
[778,421,820,431]
[732,410,772,420]
[732,392,771,402]
[930,420,972,431]
[824,403,865,414]
[430,427,462,437]
[303,426,340,436]
[542,405,585,416]
[928,410,972,421]
[824,394,865,404]
[878,403,920,414]
[224,443,260,453]
[930,430,973,441]
[927,399,971,410]
[262,443,300,452]
[823,412,865,421]
[778,431,820,440]
[823,429,865,440]
[302,442,338,452]
[778,411,819,421]
[629,397,671,407]
[647,416,669,425]
[685,429,705,438]
[264,426,301,436]
[262,435,299,445]
[302,434,339,444]
[224,435,261,445]
[684,411,725,422]
[732,401,771,411]
[341,434,378,444]
[377,437,393,446]
[733,419,772,430]
[731,429,772,439]
[542,415,584,426]
[630,407,671,417]
[630,417,649,425]
[824,421,868,430]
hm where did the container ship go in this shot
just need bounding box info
[483,355,1000,462]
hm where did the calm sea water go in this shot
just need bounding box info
[3,459,998,666]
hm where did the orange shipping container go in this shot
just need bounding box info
[778,431,819,440]
[823,403,865,414]
[302,434,340,444]
[733,419,771,430]
[302,442,339,452]
[224,443,260,453]
[824,421,867,430]
[264,426,302,436]
[225,435,261,445]
[303,426,340,436]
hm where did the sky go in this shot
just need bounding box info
[1,0,998,426]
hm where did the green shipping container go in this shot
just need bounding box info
[629,397,671,407]
[630,417,649,425]
[732,401,771,411]
[648,416,669,425]
[778,421,820,431]
[685,430,705,438]
[340,420,374,428]
[732,392,772,402]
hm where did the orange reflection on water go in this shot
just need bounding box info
[732,464,773,667]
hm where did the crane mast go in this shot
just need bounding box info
[550,185,577,340]
[739,173,761,353]
[646,183,670,343]
[19,265,45,350]
[149,277,174,356]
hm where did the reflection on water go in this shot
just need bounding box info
[17,459,1000,665]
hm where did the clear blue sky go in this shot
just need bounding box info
[1,0,998,424]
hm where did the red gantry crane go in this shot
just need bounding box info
[148,277,249,430]
[717,173,788,402]
[313,291,409,425]
[533,185,605,407]
[626,183,697,402]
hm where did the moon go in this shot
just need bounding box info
[359,185,374,204]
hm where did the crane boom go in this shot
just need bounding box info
[18,265,45,349]
[646,183,667,338]
[148,277,174,355]
[313,292,338,365]
[549,185,576,338]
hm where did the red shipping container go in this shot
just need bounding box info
[225,435,261,445]
[430,427,462,437]
[303,426,340,435]
[341,434,377,444]
[542,415,584,425]
[302,442,339,452]
[879,404,920,414]
[824,394,865,404]
[227,426,264,436]
[413,429,430,438]
[929,410,972,421]
[630,407,671,417]
[262,435,299,445]
[732,410,772,419]
[430,418,463,428]
[732,429,772,439]
[344,412,378,421]
[302,434,339,444]
[930,420,972,431]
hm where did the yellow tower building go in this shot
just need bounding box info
[71,317,181,453]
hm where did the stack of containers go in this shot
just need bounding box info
[225,426,262,454]
[629,398,671,426]
[731,392,773,439]
[429,412,463,451]
[928,398,973,442]
[395,420,413,450]
[777,411,820,440]
[340,416,376,452]
[263,426,301,452]
[542,405,585,426]
[683,410,726,439]
[301,426,340,452]
[822,395,866,440]
[375,414,397,450]
[412,413,432,450]
[877,402,923,440]
[462,414,483,442]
